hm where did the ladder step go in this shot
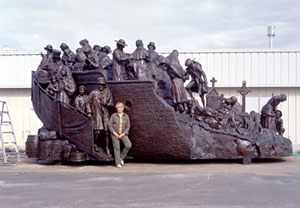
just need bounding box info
[2,131,14,134]
[2,121,11,124]
[1,122,12,126]
[0,111,9,114]
[4,141,16,144]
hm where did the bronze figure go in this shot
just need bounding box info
[112,39,132,81]
[147,42,159,63]
[48,49,63,77]
[83,45,99,70]
[60,43,75,66]
[184,59,208,107]
[86,77,113,155]
[57,67,76,105]
[45,75,59,99]
[74,85,88,113]
[261,94,287,130]
[275,110,285,136]
[131,40,151,80]
[160,50,188,113]
[36,45,54,84]
[72,48,86,71]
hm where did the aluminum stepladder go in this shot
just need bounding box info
[0,101,20,163]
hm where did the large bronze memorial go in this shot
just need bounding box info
[26,39,293,164]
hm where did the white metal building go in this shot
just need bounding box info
[1,49,299,150]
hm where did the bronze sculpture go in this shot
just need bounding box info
[74,85,88,113]
[238,81,251,112]
[27,38,293,165]
[60,43,75,66]
[160,50,188,113]
[57,66,76,105]
[36,45,54,84]
[112,39,132,81]
[147,42,159,63]
[86,77,113,155]
[275,110,285,136]
[98,46,113,80]
[261,94,287,130]
[184,59,208,107]
[83,45,99,70]
[45,75,59,99]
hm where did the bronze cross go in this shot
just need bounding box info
[238,81,251,112]
[210,77,217,88]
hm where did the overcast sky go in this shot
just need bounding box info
[0,0,299,52]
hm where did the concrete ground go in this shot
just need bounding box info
[0,156,300,208]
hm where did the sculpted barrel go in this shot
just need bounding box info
[25,135,39,158]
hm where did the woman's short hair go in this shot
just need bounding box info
[115,102,124,108]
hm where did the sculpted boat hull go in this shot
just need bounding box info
[31,70,293,162]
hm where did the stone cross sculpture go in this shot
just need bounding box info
[238,80,251,112]
[210,77,217,88]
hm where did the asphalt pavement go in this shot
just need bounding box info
[0,156,300,208]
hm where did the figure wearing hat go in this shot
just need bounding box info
[48,49,64,77]
[147,42,159,63]
[86,77,113,155]
[36,44,54,84]
[39,44,54,70]
[112,39,132,81]
[60,42,75,66]
[99,46,112,69]
[98,46,113,80]
[74,85,88,112]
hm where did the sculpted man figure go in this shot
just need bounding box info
[86,77,113,155]
[83,45,99,70]
[36,44,54,84]
[98,46,113,80]
[38,44,53,70]
[72,48,87,71]
[48,49,63,77]
[184,59,208,107]
[60,43,75,66]
[112,39,132,80]
[131,40,151,80]
[109,102,132,168]
[132,40,148,66]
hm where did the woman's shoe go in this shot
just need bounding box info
[116,164,122,168]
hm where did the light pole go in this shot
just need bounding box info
[267,25,276,49]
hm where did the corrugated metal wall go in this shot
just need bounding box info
[0,50,299,149]
[162,50,300,87]
[0,52,41,88]
[0,89,42,148]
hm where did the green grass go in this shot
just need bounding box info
[293,150,300,156]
